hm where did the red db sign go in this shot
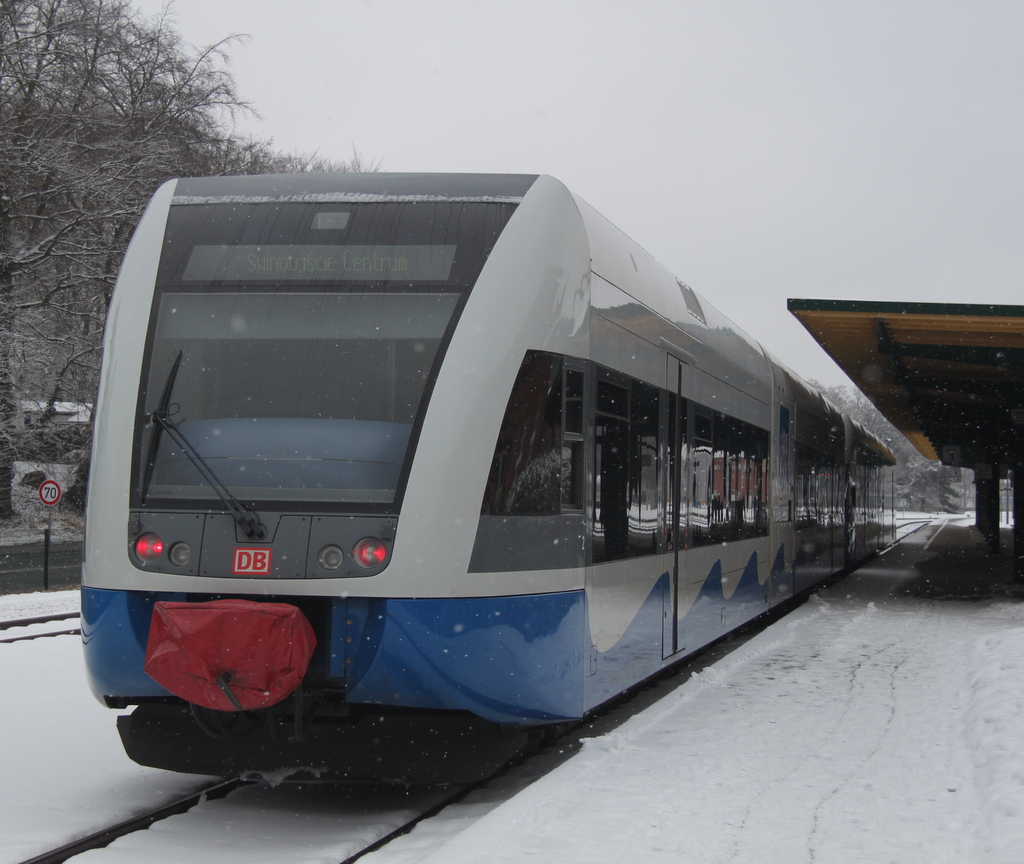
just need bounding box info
[232,547,272,575]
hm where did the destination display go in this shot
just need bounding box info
[181,244,458,283]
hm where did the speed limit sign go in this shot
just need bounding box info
[39,479,62,506]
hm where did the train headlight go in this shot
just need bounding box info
[168,542,192,567]
[317,544,344,571]
[352,537,387,569]
[135,532,164,561]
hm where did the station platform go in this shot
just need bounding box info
[880,517,1024,602]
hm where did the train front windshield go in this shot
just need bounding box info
[133,198,517,510]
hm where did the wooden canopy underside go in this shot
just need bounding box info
[788,299,1024,465]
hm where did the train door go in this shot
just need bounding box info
[663,356,687,658]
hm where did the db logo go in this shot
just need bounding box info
[233,547,272,575]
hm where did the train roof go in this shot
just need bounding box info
[171,173,539,204]
[852,423,897,466]
[565,188,774,395]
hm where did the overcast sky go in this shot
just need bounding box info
[131,0,1024,388]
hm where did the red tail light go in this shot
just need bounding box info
[352,537,387,568]
[135,532,164,561]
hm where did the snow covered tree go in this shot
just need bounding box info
[0,0,374,517]
[0,0,253,515]
[811,381,968,513]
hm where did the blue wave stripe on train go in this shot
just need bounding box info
[84,544,791,726]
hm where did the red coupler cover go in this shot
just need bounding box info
[143,599,316,712]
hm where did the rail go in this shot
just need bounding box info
[0,611,81,644]
[17,779,248,864]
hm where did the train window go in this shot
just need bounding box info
[795,445,833,529]
[481,354,588,516]
[665,391,688,552]
[628,380,660,557]
[711,425,733,542]
[562,366,585,511]
[690,409,769,546]
[694,412,712,443]
[562,441,584,511]
[136,291,457,506]
[597,380,629,419]
[594,374,660,563]
[594,378,630,562]
[690,411,714,547]
[565,369,584,435]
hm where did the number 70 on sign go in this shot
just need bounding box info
[39,480,62,506]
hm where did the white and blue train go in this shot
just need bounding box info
[82,173,895,781]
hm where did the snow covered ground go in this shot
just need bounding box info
[0,592,208,864]
[2,517,1023,863]
[0,588,79,620]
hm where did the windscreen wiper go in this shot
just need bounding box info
[140,350,184,504]
[142,350,266,540]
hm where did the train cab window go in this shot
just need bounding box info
[135,198,521,511]
[481,352,564,515]
[481,352,587,516]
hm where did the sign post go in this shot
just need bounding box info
[38,480,62,590]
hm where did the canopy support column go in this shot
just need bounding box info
[1015,465,1024,583]
[976,465,1000,554]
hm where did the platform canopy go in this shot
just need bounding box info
[787,299,1024,468]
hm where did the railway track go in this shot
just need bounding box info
[17,778,248,864]
[336,780,490,864]
[0,611,80,644]
[14,764,500,864]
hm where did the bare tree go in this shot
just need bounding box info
[261,148,382,174]
[0,0,377,519]
[0,0,249,516]
[810,381,968,513]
